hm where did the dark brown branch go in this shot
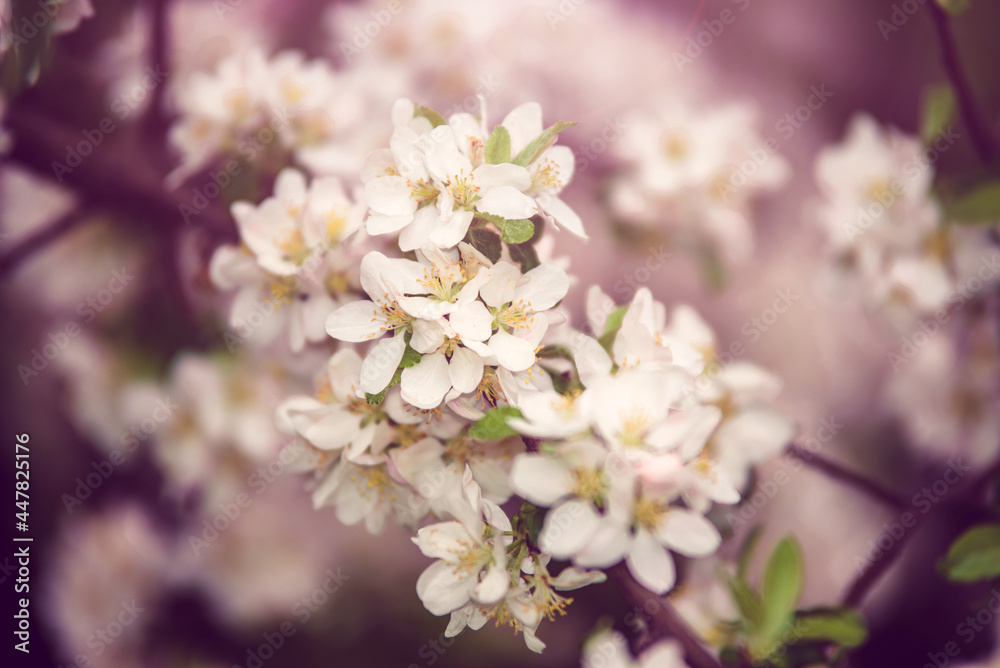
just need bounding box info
[0,206,91,277]
[607,564,723,668]
[840,455,1000,607]
[142,0,172,144]
[787,444,907,511]
[5,102,233,234]
[927,0,997,164]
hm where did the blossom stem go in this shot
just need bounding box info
[927,0,997,164]
[607,564,724,668]
[787,444,907,511]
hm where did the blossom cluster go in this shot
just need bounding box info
[231,99,797,652]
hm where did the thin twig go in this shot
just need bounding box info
[840,455,1000,607]
[927,0,997,164]
[142,0,171,144]
[522,436,541,453]
[0,207,91,277]
[787,444,907,511]
[607,564,723,668]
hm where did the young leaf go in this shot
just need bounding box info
[738,526,764,579]
[936,0,971,15]
[790,608,868,648]
[469,406,524,442]
[946,181,1000,223]
[761,537,804,642]
[467,228,503,263]
[939,524,1000,582]
[602,305,628,336]
[501,218,535,244]
[921,84,955,144]
[486,125,512,164]
[414,105,447,128]
[512,121,577,167]
[508,241,540,273]
[728,576,766,634]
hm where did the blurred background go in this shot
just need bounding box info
[2,0,1000,666]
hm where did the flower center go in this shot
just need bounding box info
[495,300,533,331]
[633,497,669,532]
[620,409,649,448]
[276,229,311,265]
[571,468,606,502]
[445,170,481,209]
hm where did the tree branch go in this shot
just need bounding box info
[0,206,91,277]
[840,455,1000,607]
[607,564,723,668]
[927,0,997,164]
[787,444,907,511]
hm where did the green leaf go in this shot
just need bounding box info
[508,241,540,273]
[761,537,804,642]
[738,526,764,579]
[485,125,512,164]
[936,0,971,15]
[512,121,577,167]
[728,576,766,634]
[790,608,868,648]
[536,344,575,361]
[921,85,956,144]
[414,104,447,128]
[467,228,503,263]
[469,406,524,442]
[939,524,1000,582]
[602,306,628,336]
[501,219,535,244]
[946,181,1000,223]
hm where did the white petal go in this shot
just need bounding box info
[488,328,536,372]
[325,300,385,342]
[471,562,509,605]
[400,352,452,409]
[538,500,601,559]
[626,529,676,595]
[413,521,471,559]
[416,560,475,616]
[360,335,406,394]
[655,509,720,557]
[448,347,485,394]
[473,163,532,191]
[365,175,417,216]
[450,301,494,342]
[516,264,569,311]
[510,455,574,506]
[476,185,538,220]
[539,193,588,239]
